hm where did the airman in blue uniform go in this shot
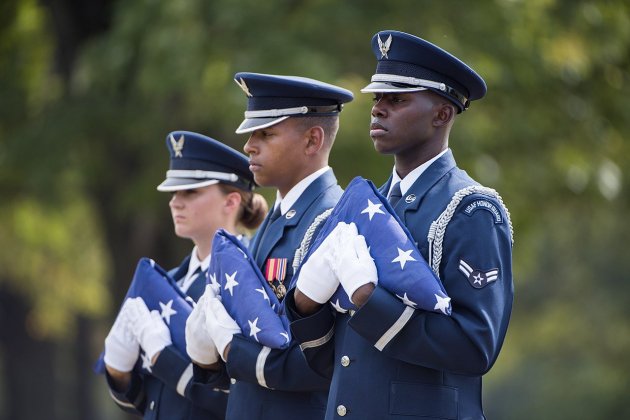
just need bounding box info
[188,73,353,419]
[287,31,514,419]
[103,131,267,419]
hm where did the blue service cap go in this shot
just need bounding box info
[157,131,255,192]
[361,30,487,112]
[233,72,354,134]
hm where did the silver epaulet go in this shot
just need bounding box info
[292,208,334,271]
[427,186,514,279]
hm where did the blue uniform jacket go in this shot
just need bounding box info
[224,169,342,420]
[287,151,514,419]
[107,255,229,420]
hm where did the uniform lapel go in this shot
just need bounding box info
[168,255,191,283]
[253,170,338,268]
[380,151,457,220]
[398,150,457,220]
[249,207,274,258]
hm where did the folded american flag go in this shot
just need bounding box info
[292,177,451,315]
[94,258,193,374]
[208,230,291,349]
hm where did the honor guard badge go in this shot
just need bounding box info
[265,258,288,298]
[459,259,499,289]
[378,34,392,58]
[463,199,503,223]
[169,134,185,158]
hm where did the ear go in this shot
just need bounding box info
[434,102,455,128]
[303,125,325,156]
[223,191,242,214]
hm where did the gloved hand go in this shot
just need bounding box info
[126,297,172,363]
[204,297,241,362]
[185,285,220,365]
[330,222,378,304]
[104,298,140,372]
[295,221,346,304]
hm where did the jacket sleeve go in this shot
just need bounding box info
[348,194,514,375]
[151,345,230,414]
[225,327,331,392]
[284,288,337,380]
[105,369,146,417]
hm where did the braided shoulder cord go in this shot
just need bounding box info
[427,186,514,279]
[292,208,334,271]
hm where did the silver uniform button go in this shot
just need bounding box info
[337,405,347,416]
[149,401,155,410]
[230,378,237,384]
[340,356,350,367]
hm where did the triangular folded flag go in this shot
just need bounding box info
[292,177,451,315]
[208,230,291,349]
[94,258,193,374]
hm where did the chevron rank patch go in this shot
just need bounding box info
[459,259,499,289]
[463,199,503,223]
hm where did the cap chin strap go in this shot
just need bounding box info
[165,170,239,182]
[245,106,309,118]
[244,104,342,119]
[370,73,469,109]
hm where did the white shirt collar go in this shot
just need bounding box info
[180,246,211,292]
[274,166,331,215]
[388,149,449,197]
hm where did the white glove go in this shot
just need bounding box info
[185,286,220,365]
[204,297,241,362]
[104,299,140,372]
[295,222,346,303]
[330,222,378,304]
[126,297,172,362]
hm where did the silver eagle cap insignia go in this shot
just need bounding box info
[235,78,253,97]
[170,134,185,158]
[378,34,393,59]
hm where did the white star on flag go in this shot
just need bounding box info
[159,299,177,325]
[255,287,270,303]
[224,271,239,296]
[280,332,290,344]
[392,247,416,269]
[396,292,417,308]
[248,317,261,341]
[434,294,451,314]
[141,352,153,372]
[330,299,348,313]
[361,199,386,221]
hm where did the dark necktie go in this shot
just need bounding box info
[269,206,282,224]
[389,181,402,207]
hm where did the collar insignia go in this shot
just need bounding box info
[235,78,253,97]
[405,194,416,203]
[378,34,393,59]
[285,209,297,219]
[169,134,185,158]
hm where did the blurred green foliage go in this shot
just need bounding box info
[1,0,629,418]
